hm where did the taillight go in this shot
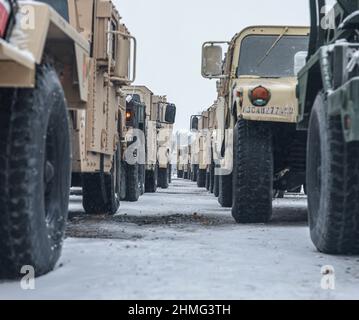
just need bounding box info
[0,0,16,40]
[249,86,271,107]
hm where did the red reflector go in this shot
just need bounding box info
[250,86,271,106]
[0,1,10,39]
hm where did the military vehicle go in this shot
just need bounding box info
[206,103,217,193]
[122,86,176,195]
[0,0,136,278]
[202,26,310,219]
[154,95,176,188]
[120,87,147,202]
[297,0,359,254]
[191,111,211,189]
[176,131,192,179]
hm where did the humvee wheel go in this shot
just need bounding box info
[307,93,359,254]
[209,162,215,194]
[120,159,127,200]
[168,164,172,184]
[232,120,273,223]
[197,169,206,188]
[145,167,158,193]
[218,173,232,207]
[213,172,220,197]
[205,170,210,190]
[139,164,145,195]
[158,166,169,189]
[183,171,188,179]
[82,145,121,214]
[177,170,183,178]
[125,163,141,202]
[0,64,71,279]
[191,164,198,182]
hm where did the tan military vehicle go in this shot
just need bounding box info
[188,122,199,182]
[154,95,176,188]
[121,86,152,201]
[206,103,217,193]
[191,111,210,188]
[202,26,309,222]
[176,131,191,179]
[0,0,136,278]
[176,133,184,178]
[191,103,219,192]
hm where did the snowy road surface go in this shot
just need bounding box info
[0,178,358,300]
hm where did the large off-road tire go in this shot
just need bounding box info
[307,93,359,254]
[139,164,145,195]
[218,173,232,207]
[186,165,192,180]
[125,163,141,202]
[197,169,206,188]
[177,170,183,178]
[83,146,121,215]
[232,120,273,223]
[0,64,71,279]
[158,167,169,189]
[183,171,189,179]
[191,164,198,182]
[120,159,127,200]
[209,162,215,194]
[205,170,210,191]
[213,172,220,197]
[145,167,157,193]
[168,164,172,184]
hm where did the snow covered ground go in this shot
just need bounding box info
[0,178,358,300]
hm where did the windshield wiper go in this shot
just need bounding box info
[257,27,289,67]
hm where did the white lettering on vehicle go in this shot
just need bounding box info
[243,106,294,116]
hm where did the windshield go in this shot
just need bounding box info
[237,35,309,78]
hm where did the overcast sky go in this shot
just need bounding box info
[116,0,310,130]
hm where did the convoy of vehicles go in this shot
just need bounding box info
[186,0,359,255]
[0,0,176,279]
[200,25,310,220]
[0,0,357,281]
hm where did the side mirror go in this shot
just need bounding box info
[294,51,308,75]
[112,25,137,83]
[190,116,199,131]
[202,42,229,79]
[165,104,176,124]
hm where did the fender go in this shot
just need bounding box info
[0,1,90,104]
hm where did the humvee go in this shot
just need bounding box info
[202,26,309,221]
[154,95,176,188]
[122,86,176,195]
[190,100,222,194]
[0,0,136,278]
[176,131,192,180]
[206,103,217,193]
[120,87,147,202]
[297,0,359,254]
[190,111,211,188]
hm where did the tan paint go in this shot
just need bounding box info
[0,1,136,175]
[122,86,158,170]
[228,26,309,123]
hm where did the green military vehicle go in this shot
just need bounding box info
[298,0,359,254]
